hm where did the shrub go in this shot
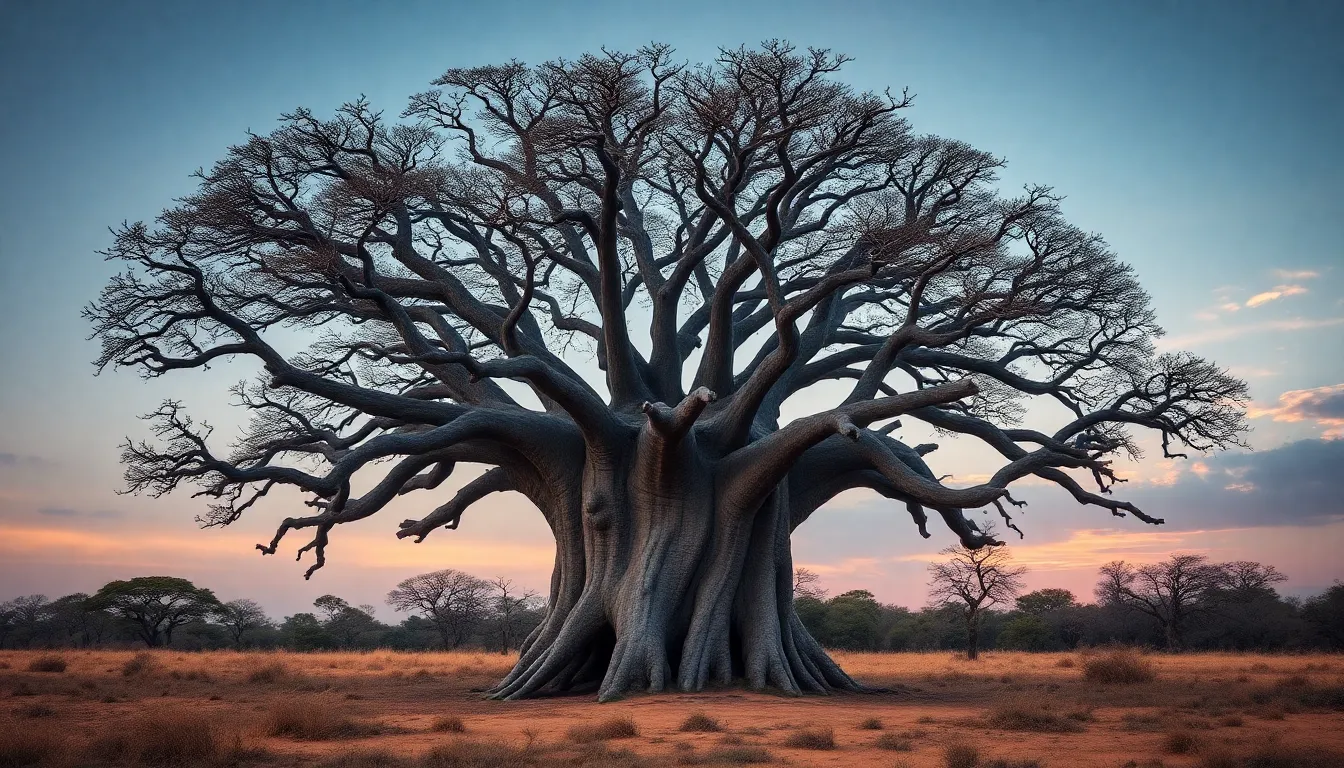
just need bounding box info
[11,683,36,697]
[705,746,773,764]
[858,716,883,730]
[13,703,56,718]
[87,709,218,766]
[1220,715,1244,727]
[248,661,290,683]
[0,719,62,768]
[987,703,1085,733]
[875,733,913,751]
[421,740,539,767]
[679,713,722,732]
[25,656,66,674]
[1083,649,1156,685]
[1162,729,1200,755]
[945,743,981,768]
[1055,657,1076,668]
[122,652,156,677]
[567,717,639,743]
[266,696,376,740]
[984,761,1044,768]
[430,715,465,733]
[781,727,834,750]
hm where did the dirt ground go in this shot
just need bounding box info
[2,648,1342,767]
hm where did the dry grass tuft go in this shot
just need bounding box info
[429,715,465,733]
[1055,657,1076,668]
[678,712,722,732]
[781,727,834,750]
[266,695,378,740]
[247,661,290,684]
[421,740,539,767]
[12,703,56,718]
[86,708,220,766]
[983,760,1044,768]
[567,716,639,744]
[1083,648,1156,685]
[316,749,413,768]
[1162,729,1201,755]
[0,719,64,767]
[944,742,981,768]
[857,716,883,730]
[987,702,1085,733]
[25,655,66,673]
[121,651,156,677]
[875,733,913,751]
[1197,745,1344,768]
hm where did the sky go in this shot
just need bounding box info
[1,0,1341,620]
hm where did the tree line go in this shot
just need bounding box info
[0,571,542,652]
[796,545,1343,658]
[2,553,1340,654]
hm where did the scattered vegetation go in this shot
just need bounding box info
[25,655,66,673]
[781,727,835,750]
[986,702,1086,733]
[1162,729,1201,755]
[429,715,465,733]
[857,716,883,730]
[1083,648,1157,684]
[86,708,222,765]
[267,695,378,740]
[121,651,156,677]
[875,733,914,751]
[944,743,981,768]
[247,660,290,683]
[567,717,639,744]
[678,713,722,733]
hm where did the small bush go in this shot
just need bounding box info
[87,709,218,766]
[122,652,156,677]
[679,713,722,732]
[0,719,63,767]
[987,703,1085,733]
[984,761,1044,768]
[1083,649,1156,685]
[248,661,290,683]
[26,656,66,674]
[945,743,981,768]
[421,740,538,767]
[781,727,834,750]
[1055,657,1076,668]
[706,746,773,763]
[13,703,56,718]
[266,696,376,740]
[857,716,883,730]
[429,715,465,733]
[875,733,913,751]
[568,716,639,743]
[11,683,36,697]
[1219,715,1244,727]
[1162,729,1200,755]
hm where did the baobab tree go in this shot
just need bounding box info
[927,532,1026,659]
[88,43,1247,699]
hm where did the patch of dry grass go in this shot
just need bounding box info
[0,718,64,767]
[1083,648,1157,684]
[678,713,722,732]
[944,742,980,768]
[86,707,222,765]
[121,651,156,677]
[429,715,465,733]
[567,716,639,744]
[266,695,379,740]
[781,727,834,750]
[874,732,913,751]
[25,655,66,674]
[857,716,883,730]
[986,701,1085,733]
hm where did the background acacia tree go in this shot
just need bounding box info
[1096,554,1241,651]
[386,568,492,649]
[216,598,274,649]
[926,532,1026,659]
[87,42,1247,699]
[87,577,221,647]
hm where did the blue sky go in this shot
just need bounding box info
[1,0,1341,617]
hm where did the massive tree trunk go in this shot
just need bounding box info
[486,416,863,702]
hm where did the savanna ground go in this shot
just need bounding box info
[2,649,1342,768]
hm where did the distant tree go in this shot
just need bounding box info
[1095,555,1229,651]
[216,599,273,649]
[1015,588,1077,615]
[313,594,352,623]
[489,578,540,654]
[997,614,1053,650]
[4,595,53,648]
[87,577,221,647]
[312,595,383,648]
[48,593,116,647]
[793,568,828,601]
[927,535,1026,660]
[1218,561,1287,600]
[1303,583,1344,649]
[279,612,332,650]
[386,569,491,649]
[824,590,883,650]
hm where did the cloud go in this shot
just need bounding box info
[1131,439,1344,529]
[1158,317,1344,349]
[38,507,78,517]
[1249,384,1344,438]
[1245,284,1309,308]
[1274,269,1320,281]
[34,506,125,519]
